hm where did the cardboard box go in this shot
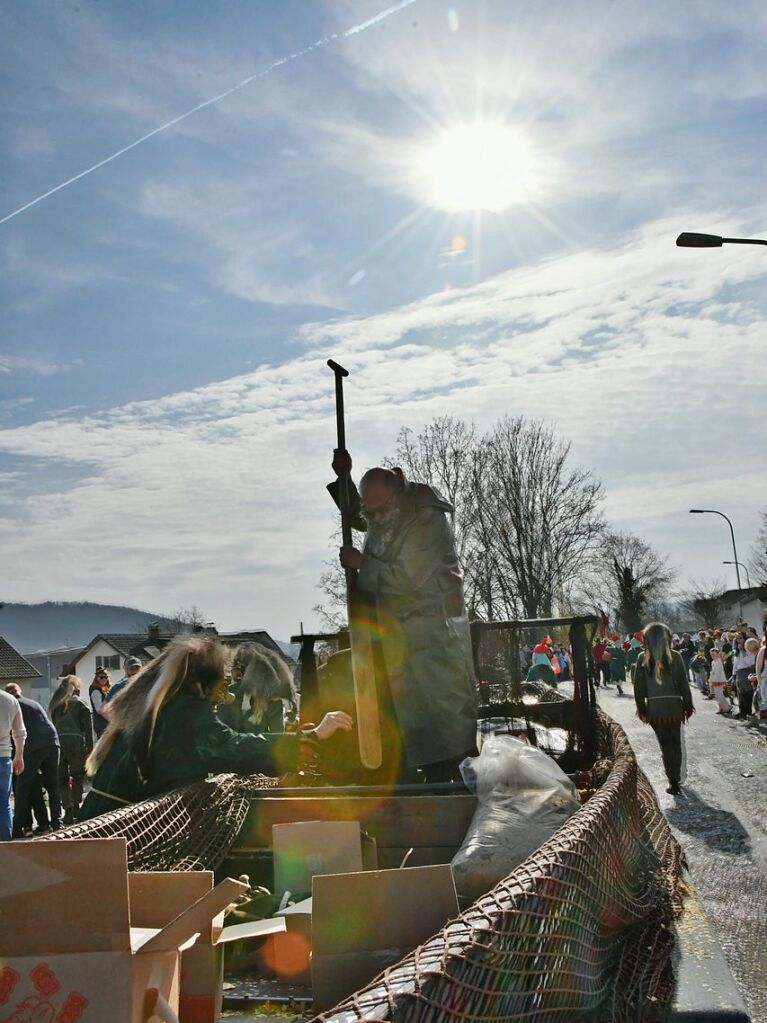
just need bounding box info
[311,864,459,1012]
[0,838,253,1023]
[271,897,313,986]
[272,820,377,894]
[268,821,378,986]
[128,871,285,1023]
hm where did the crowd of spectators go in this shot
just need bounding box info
[592,622,767,735]
[0,658,140,839]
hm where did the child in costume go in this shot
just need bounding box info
[526,643,558,687]
[708,648,730,714]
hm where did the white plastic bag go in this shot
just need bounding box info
[451,736,581,905]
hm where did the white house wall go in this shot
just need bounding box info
[75,639,128,692]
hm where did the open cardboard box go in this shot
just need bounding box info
[128,872,285,1023]
[311,864,459,1012]
[0,838,273,1023]
[268,821,377,985]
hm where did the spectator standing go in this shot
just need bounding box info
[0,688,25,841]
[690,646,709,695]
[609,641,627,695]
[679,633,696,681]
[633,622,694,795]
[592,637,609,688]
[103,657,143,715]
[731,636,757,719]
[89,669,111,738]
[754,628,767,733]
[5,684,61,836]
[49,676,93,824]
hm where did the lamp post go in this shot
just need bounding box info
[723,561,751,588]
[676,232,767,248]
[689,509,742,589]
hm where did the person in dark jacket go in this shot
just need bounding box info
[89,669,111,738]
[633,623,694,795]
[80,635,352,820]
[49,675,93,823]
[4,683,62,835]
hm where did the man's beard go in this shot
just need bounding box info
[363,506,401,557]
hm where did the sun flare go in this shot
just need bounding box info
[414,121,538,213]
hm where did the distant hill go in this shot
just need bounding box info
[0,602,184,654]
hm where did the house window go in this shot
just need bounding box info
[95,654,121,670]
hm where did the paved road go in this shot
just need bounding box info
[598,682,767,1023]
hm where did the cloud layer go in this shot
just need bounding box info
[1,215,765,634]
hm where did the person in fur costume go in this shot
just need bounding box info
[633,622,693,795]
[218,642,297,734]
[80,635,351,819]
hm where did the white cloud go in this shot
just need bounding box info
[1,215,765,634]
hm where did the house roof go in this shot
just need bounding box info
[71,627,294,668]
[0,636,42,680]
[720,586,767,605]
[218,630,295,664]
[72,631,180,667]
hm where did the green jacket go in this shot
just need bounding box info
[526,663,557,686]
[608,647,627,681]
[633,650,693,724]
[80,690,298,819]
[329,477,477,767]
[51,698,93,750]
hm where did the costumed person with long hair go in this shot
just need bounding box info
[49,675,93,823]
[633,622,694,795]
[80,635,351,820]
[218,642,297,734]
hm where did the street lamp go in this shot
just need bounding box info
[723,561,751,588]
[689,509,742,589]
[676,232,767,248]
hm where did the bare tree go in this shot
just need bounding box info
[314,414,604,625]
[748,507,767,585]
[574,532,675,633]
[167,605,209,632]
[469,417,605,619]
[389,417,495,617]
[390,417,476,560]
[678,580,728,629]
[312,533,349,631]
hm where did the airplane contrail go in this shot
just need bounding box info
[0,0,418,227]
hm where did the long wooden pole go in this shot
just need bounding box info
[327,359,383,770]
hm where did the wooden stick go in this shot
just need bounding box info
[327,359,383,770]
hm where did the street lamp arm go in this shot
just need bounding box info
[689,508,742,590]
[677,232,767,248]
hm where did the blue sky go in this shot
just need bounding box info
[1,0,766,638]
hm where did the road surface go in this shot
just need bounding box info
[599,682,767,1023]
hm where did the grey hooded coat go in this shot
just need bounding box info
[329,476,477,767]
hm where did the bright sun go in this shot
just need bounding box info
[414,121,538,213]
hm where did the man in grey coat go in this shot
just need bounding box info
[331,451,478,781]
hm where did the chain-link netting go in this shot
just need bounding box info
[313,711,685,1023]
[38,773,278,871]
[37,704,684,1021]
